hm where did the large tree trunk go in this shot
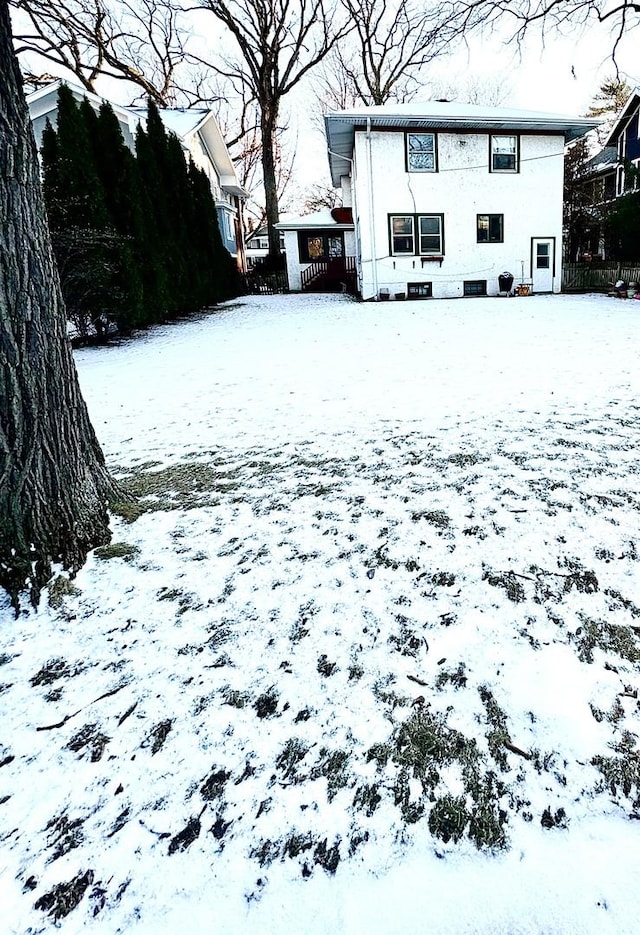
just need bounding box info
[0,6,118,609]
[260,101,281,258]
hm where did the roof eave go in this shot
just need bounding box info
[603,91,640,147]
[324,110,600,184]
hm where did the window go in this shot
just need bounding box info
[389,214,444,256]
[390,216,414,254]
[490,135,518,172]
[477,214,504,243]
[406,133,437,172]
[298,231,344,262]
[419,216,442,253]
[464,280,487,296]
[407,282,432,299]
[535,243,550,269]
[604,173,616,200]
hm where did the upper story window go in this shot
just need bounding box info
[390,214,444,255]
[406,133,437,172]
[490,135,518,172]
[477,214,504,243]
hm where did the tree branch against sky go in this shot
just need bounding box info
[11,0,200,104]
[436,0,640,70]
[326,0,457,107]
[194,0,353,255]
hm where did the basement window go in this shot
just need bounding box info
[407,283,433,299]
[463,280,487,296]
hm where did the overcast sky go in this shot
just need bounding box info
[284,20,638,205]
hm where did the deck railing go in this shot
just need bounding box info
[301,256,357,292]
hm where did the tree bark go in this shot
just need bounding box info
[1,5,118,609]
[260,101,281,257]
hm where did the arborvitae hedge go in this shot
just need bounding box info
[40,86,243,340]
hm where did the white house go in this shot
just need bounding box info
[277,207,357,292]
[319,102,598,299]
[26,80,248,270]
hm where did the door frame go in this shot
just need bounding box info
[530,236,556,293]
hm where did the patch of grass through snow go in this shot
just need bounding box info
[366,704,510,848]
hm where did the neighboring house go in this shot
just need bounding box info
[277,208,356,291]
[306,101,598,299]
[606,90,640,197]
[568,146,617,261]
[245,225,285,268]
[26,80,248,270]
[569,89,640,261]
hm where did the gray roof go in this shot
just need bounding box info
[324,101,601,185]
[583,146,617,176]
[276,208,353,230]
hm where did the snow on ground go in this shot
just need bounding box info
[2,292,640,934]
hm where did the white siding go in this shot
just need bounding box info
[353,129,565,299]
[282,230,303,290]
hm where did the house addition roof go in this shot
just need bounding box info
[324,101,601,186]
[276,207,354,230]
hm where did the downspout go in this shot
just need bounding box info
[366,117,379,300]
[327,148,358,292]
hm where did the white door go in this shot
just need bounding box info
[531,238,555,293]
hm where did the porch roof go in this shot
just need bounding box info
[276,208,354,230]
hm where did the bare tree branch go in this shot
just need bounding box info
[435,0,640,69]
[11,0,204,104]
[194,0,354,254]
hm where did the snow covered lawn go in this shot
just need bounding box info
[2,292,640,934]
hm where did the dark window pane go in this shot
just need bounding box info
[489,215,503,241]
[419,215,442,253]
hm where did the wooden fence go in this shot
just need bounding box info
[563,263,640,293]
[245,269,289,295]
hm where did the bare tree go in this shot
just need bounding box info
[1,3,120,609]
[195,0,353,256]
[11,0,206,104]
[323,0,455,107]
[435,0,640,69]
[302,182,342,212]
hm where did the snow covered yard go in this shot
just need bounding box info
[2,291,640,934]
